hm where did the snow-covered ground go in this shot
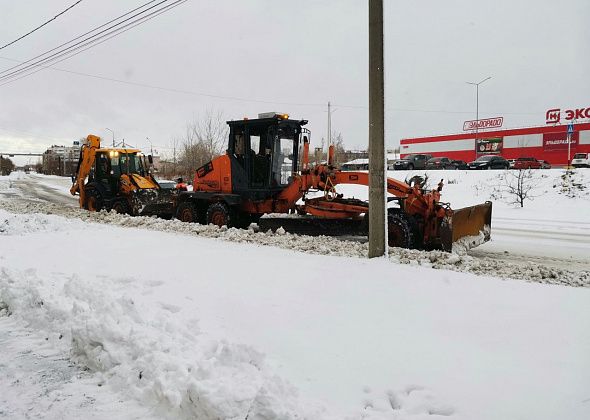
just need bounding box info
[1,170,589,419]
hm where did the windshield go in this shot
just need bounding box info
[573,153,587,159]
[475,156,493,162]
[117,153,145,175]
[270,125,299,186]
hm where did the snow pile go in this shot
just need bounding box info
[0,268,320,419]
[0,204,588,288]
[555,170,590,198]
[0,173,23,197]
[389,247,589,288]
[451,225,490,255]
[0,211,86,235]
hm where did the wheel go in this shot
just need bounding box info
[407,163,414,170]
[387,212,416,249]
[111,200,129,215]
[206,202,233,227]
[486,165,491,170]
[176,202,200,223]
[84,188,103,212]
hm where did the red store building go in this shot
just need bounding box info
[400,122,590,166]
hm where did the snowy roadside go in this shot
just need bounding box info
[1,210,589,420]
[0,314,157,419]
[0,268,318,419]
[0,201,588,288]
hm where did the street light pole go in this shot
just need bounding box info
[466,76,491,144]
[146,137,153,155]
[105,128,115,147]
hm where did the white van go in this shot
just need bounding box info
[572,153,590,168]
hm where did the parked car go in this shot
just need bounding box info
[507,159,517,169]
[451,159,468,170]
[539,160,551,169]
[156,179,177,190]
[425,156,455,170]
[572,153,590,168]
[393,154,433,170]
[467,155,510,170]
[513,157,542,170]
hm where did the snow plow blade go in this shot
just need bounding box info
[135,189,176,218]
[440,201,492,252]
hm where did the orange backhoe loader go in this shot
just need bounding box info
[173,113,492,250]
[70,135,175,217]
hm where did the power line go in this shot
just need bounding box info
[0,54,543,117]
[0,0,160,76]
[0,0,84,51]
[0,1,188,90]
[0,0,183,84]
[0,1,540,117]
[0,53,543,115]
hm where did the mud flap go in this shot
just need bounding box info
[440,201,492,252]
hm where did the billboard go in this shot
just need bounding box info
[543,132,578,151]
[545,106,590,124]
[476,137,503,155]
[463,117,503,131]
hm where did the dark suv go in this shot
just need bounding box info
[467,155,510,170]
[394,154,433,170]
[425,156,456,170]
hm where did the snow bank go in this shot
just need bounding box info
[0,268,320,419]
[2,207,590,419]
[0,211,87,235]
[0,203,587,288]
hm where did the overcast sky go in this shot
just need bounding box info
[1,0,589,165]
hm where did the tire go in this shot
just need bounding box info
[83,188,103,212]
[387,212,416,249]
[111,200,130,215]
[206,202,233,227]
[407,163,414,170]
[176,202,200,223]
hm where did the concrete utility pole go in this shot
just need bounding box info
[327,101,331,151]
[368,0,386,258]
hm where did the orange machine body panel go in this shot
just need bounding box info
[193,155,233,194]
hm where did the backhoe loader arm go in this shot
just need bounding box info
[70,134,101,208]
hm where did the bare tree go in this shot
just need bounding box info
[179,110,228,175]
[491,169,539,207]
[331,131,346,165]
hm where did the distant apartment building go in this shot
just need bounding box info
[42,142,81,176]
